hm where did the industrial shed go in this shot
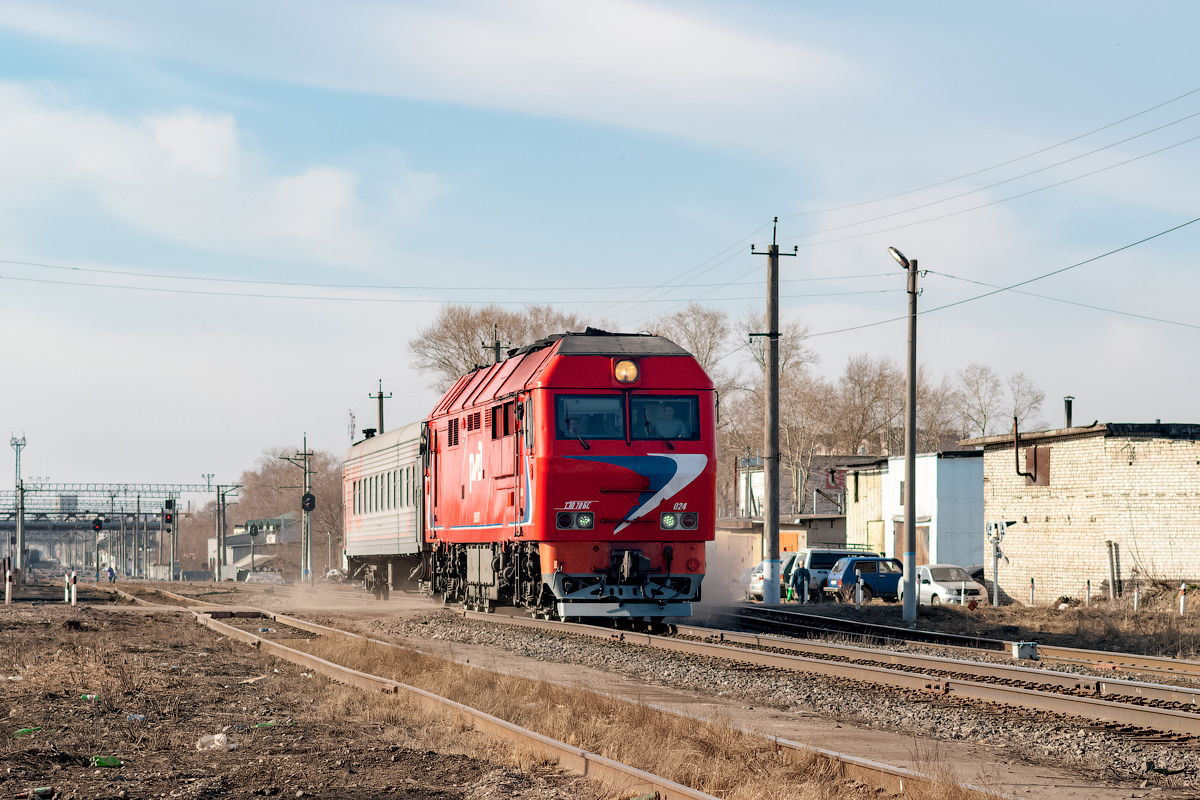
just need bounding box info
[962,422,1200,604]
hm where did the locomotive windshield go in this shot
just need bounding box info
[555,394,625,440]
[554,394,700,442]
[630,395,699,441]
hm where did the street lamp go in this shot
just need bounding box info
[890,246,919,625]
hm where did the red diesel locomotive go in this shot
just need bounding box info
[342,328,716,620]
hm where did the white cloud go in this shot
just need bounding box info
[0,83,443,268]
[0,1,860,150]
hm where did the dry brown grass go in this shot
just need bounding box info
[297,634,1001,800]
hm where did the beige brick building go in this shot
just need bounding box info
[962,423,1200,604]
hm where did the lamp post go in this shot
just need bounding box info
[889,246,919,625]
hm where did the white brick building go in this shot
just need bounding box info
[962,423,1200,604]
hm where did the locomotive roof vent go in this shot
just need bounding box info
[363,428,376,439]
[507,328,690,359]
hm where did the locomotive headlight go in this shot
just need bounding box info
[660,512,678,529]
[575,512,594,529]
[613,359,639,383]
[556,512,574,529]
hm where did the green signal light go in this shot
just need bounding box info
[576,513,594,529]
[661,513,678,529]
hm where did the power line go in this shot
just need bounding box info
[782,109,1200,240]
[927,270,1200,331]
[805,214,1200,338]
[0,271,898,305]
[0,256,889,291]
[780,83,1200,218]
[783,131,1200,249]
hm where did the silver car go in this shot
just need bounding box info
[899,564,986,606]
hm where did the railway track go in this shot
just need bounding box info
[99,584,998,798]
[465,609,1200,738]
[723,604,1200,681]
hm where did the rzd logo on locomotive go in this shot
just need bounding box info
[468,442,484,489]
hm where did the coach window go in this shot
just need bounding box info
[630,395,700,440]
[555,395,625,440]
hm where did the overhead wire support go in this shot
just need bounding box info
[749,217,797,606]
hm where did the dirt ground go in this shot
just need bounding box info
[0,595,608,800]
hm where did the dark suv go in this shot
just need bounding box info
[824,556,904,603]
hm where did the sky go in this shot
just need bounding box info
[1,1,1199,494]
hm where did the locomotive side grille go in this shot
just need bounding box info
[448,418,460,447]
[466,411,482,432]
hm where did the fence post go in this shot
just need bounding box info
[1181,583,1187,616]
[1086,579,1091,606]
[1133,584,1140,612]
[1029,577,1035,607]
[854,569,862,608]
[70,571,77,607]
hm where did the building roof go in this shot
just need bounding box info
[232,553,277,570]
[960,422,1200,449]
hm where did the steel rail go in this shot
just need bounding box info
[465,611,1200,737]
[675,625,1200,707]
[262,611,1000,798]
[83,589,1005,797]
[186,611,719,800]
[724,605,1200,681]
[1035,644,1200,679]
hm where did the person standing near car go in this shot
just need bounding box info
[790,564,810,603]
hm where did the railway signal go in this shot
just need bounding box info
[92,518,102,532]
[301,492,316,512]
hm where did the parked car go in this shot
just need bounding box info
[745,553,798,601]
[745,548,877,602]
[244,571,285,584]
[898,564,986,606]
[824,556,904,602]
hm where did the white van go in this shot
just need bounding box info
[745,548,876,602]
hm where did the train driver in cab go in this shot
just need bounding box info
[655,403,688,438]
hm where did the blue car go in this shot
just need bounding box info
[824,556,904,603]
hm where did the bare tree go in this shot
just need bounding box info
[829,354,904,454]
[917,368,963,452]
[409,304,591,390]
[778,365,834,512]
[647,303,739,399]
[734,309,818,379]
[956,363,1004,437]
[1007,372,1047,430]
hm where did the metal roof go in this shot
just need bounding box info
[960,422,1200,448]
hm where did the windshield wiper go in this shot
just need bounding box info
[643,420,675,450]
[566,418,591,450]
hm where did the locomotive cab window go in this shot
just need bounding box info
[630,395,700,440]
[555,394,625,440]
[491,401,518,438]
